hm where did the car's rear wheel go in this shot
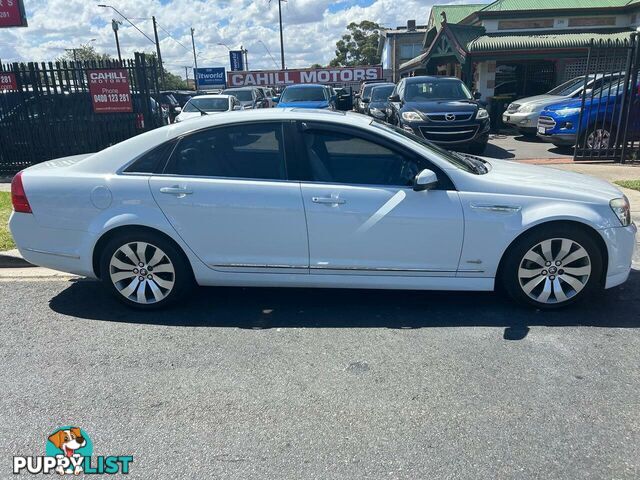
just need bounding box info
[501,225,603,309]
[100,232,193,309]
[584,125,613,150]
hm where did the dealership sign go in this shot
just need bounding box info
[87,69,133,114]
[227,66,382,87]
[195,67,226,89]
[0,0,28,27]
[0,71,17,90]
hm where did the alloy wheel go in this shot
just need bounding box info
[586,128,611,149]
[109,242,176,304]
[517,238,591,305]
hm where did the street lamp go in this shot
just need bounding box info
[111,19,122,62]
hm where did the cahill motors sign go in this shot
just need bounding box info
[227,66,382,87]
[87,69,133,113]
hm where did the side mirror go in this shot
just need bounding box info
[413,169,438,191]
[362,97,370,103]
[233,105,242,111]
[174,106,182,113]
[474,91,482,100]
[272,96,280,103]
[354,93,361,98]
[389,94,401,102]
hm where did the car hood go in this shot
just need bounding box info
[478,158,622,203]
[403,100,479,114]
[277,100,329,108]
[543,97,584,112]
[515,94,568,107]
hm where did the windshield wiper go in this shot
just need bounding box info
[451,151,488,174]
[188,103,208,116]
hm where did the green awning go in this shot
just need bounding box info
[468,30,636,53]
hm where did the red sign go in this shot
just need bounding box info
[227,66,383,87]
[0,0,27,27]
[0,72,17,90]
[87,69,133,114]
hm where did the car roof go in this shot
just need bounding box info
[405,76,460,83]
[223,87,256,91]
[189,94,232,99]
[284,84,326,89]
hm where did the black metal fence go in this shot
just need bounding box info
[574,33,640,163]
[0,53,164,175]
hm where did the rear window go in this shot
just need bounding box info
[124,141,176,174]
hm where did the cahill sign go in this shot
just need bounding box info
[227,66,382,87]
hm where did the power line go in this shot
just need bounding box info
[155,22,191,52]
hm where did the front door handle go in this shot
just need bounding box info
[312,196,346,205]
[160,186,193,196]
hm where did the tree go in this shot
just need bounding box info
[140,51,188,90]
[56,44,112,63]
[309,63,324,69]
[330,21,382,67]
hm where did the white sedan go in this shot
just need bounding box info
[174,94,239,123]
[9,109,636,309]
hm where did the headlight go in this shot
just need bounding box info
[476,108,489,119]
[610,197,631,226]
[518,104,536,113]
[555,107,581,117]
[402,111,422,122]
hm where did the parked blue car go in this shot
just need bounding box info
[537,78,640,148]
[274,84,335,110]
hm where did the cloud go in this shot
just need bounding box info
[0,0,485,77]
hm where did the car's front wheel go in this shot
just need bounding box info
[100,231,193,309]
[501,225,603,309]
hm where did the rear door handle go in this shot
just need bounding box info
[160,186,193,196]
[312,196,346,205]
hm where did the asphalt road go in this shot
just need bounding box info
[1,274,639,479]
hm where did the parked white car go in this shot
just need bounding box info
[9,109,636,309]
[174,94,239,122]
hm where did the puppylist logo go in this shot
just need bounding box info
[13,426,133,475]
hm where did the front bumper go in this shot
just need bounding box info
[402,119,490,147]
[602,222,637,289]
[503,111,538,129]
[537,132,577,146]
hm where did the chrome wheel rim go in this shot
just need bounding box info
[586,128,611,149]
[518,238,591,305]
[109,242,175,304]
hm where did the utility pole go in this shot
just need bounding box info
[111,19,122,62]
[184,66,189,83]
[278,0,285,69]
[152,16,165,89]
[241,45,249,71]
[191,27,199,90]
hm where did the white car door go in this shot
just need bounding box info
[149,121,309,272]
[296,123,464,274]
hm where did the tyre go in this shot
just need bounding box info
[99,231,193,309]
[583,124,613,150]
[501,225,603,309]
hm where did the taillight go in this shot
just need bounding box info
[11,171,32,213]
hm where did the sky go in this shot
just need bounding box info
[0,0,485,78]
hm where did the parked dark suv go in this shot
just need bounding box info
[387,76,490,154]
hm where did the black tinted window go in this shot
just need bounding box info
[303,130,419,186]
[165,123,286,180]
[125,141,176,173]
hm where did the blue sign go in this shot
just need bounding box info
[195,67,226,89]
[229,51,244,71]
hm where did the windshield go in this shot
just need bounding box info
[372,120,488,175]
[547,76,588,96]
[371,85,394,102]
[280,86,327,103]
[184,97,229,112]
[224,89,253,101]
[404,80,472,102]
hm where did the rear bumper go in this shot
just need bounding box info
[602,223,637,289]
[9,212,97,278]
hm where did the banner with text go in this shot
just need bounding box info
[195,67,226,89]
[0,0,28,27]
[87,69,133,114]
[0,72,17,90]
[227,66,382,87]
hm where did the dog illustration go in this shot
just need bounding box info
[48,428,86,475]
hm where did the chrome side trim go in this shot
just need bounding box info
[209,263,484,274]
[23,248,80,259]
[470,204,522,213]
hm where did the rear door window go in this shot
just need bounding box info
[164,122,287,180]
